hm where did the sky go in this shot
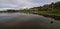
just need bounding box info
[0,0,60,10]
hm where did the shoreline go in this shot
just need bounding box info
[31,13,60,20]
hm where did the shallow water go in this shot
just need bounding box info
[0,13,59,29]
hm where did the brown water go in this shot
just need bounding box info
[0,13,59,29]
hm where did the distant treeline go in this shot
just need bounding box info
[20,1,60,14]
[0,1,60,13]
[0,2,60,20]
[29,1,60,11]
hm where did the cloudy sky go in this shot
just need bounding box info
[0,0,60,10]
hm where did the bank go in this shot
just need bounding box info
[31,12,60,20]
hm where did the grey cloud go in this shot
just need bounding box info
[0,0,60,9]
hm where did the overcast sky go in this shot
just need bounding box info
[0,0,60,10]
